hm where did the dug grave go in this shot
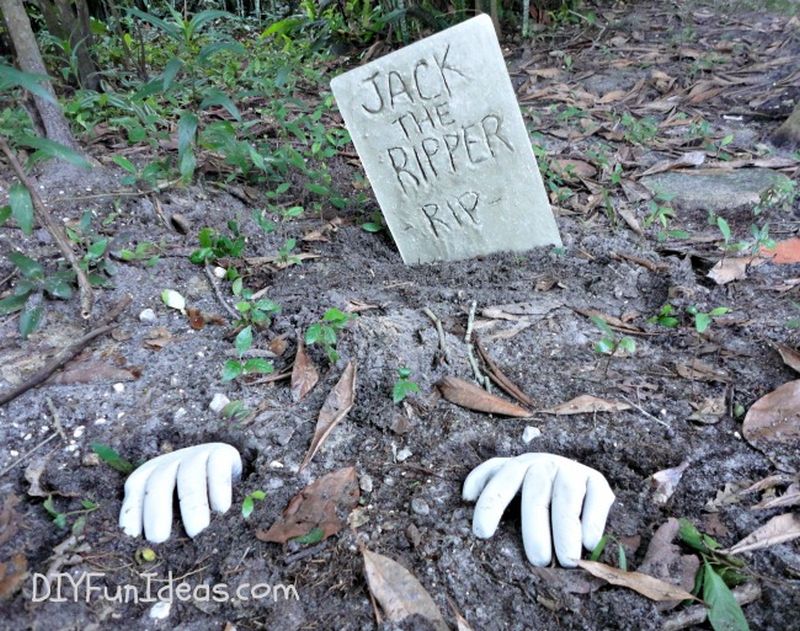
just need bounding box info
[331,14,561,264]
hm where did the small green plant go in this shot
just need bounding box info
[43,495,99,533]
[644,191,676,230]
[755,178,796,215]
[305,307,356,362]
[619,112,659,145]
[276,238,301,266]
[687,305,730,334]
[392,367,420,404]
[222,400,249,421]
[66,211,117,285]
[90,443,135,474]
[241,489,266,519]
[222,325,274,381]
[678,518,749,631]
[361,211,385,233]
[648,304,680,328]
[0,252,74,338]
[190,222,245,264]
[591,315,636,355]
[231,279,281,326]
[117,241,160,267]
[590,533,628,571]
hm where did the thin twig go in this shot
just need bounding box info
[0,433,59,478]
[0,136,94,318]
[465,300,490,391]
[0,294,132,407]
[422,307,450,364]
[620,396,670,428]
[204,264,240,320]
[661,583,761,630]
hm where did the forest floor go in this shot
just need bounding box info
[1,0,800,629]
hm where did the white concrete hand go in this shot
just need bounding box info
[463,453,615,567]
[119,443,242,543]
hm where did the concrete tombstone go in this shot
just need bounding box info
[331,14,561,264]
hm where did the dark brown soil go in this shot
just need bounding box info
[1,1,799,629]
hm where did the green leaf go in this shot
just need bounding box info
[0,63,58,104]
[235,326,253,356]
[8,251,43,279]
[590,314,612,335]
[243,358,273,374]
[249,490,266,501]
[9,183,34,235]
[241,496,254,519]
[53,513,67,529]
[126,7,180,39]
[618,337,636,353]
[200,89,241,121]
[291,526,325,545]
[161,58,183,91]
[254,299,280,314]
[709,307,731,317]
[86,238,108,260]
[19,300,43,338]
[717,216,731,242]
[397,367,412,379]
[0,205,10,225]
[44,274,73,300]
[361,222,383,233]
[81,499,98,510]
[695,313,712,333]
[590,535,608,561]
[678,518,706,552]
[617,543,627,571]
[305,323,322,346]
[19,135,91,169]
[323,308,350,326]
[90,443,135,474]
[595,338,614,354]
[392,379,419,403]
[221,359,243,382]
[178,112,198,157]
[703,563,749,631]
[198,227,215,248]
[197,40,245,65]
[189,10,230,36]
[112,155,137,174]
[0,293,29,315]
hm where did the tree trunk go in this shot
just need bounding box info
[773,102,800,149]
[36,0,100,90]
[0,0,79,148]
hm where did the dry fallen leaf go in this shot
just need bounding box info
[577,560,698,603]
[143,327,172,350]
[651,461,690,505]
[0,495,21,546]
[742,380,800,444]
[752,481,800,510]
[762,237,800,264]
[774,343,800,373]
[638,518,700,611]
[0,553,27,600]
[291,335,319,403]
[51,360,140,385]
[362,549,448,631]
[722,513,800,555]
[437,376,532,417]
[675,359,729,383]
[300,361,357,470]
[475,339,535,407]
[707,257,751,285]
[539,394,631,415]
[639,151,706,178]
[688,396,726,424]
[256,466,359,544]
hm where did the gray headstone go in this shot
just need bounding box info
[331,15,561,264]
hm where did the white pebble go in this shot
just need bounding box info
[73,426,85,438]
[94,418,107,425]
[139,308,156,322]
[173,407,187,421]
[213,266,226,278]
[149,600,171,620]
[522,426,541,444]
[396,447,413,462]
[113,383,125,393]
[269,460,284,469]
[9,450,18,457]
[209,393,230,413]
[359,474,374,493]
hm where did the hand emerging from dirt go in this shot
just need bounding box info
[463,453,615,568]
[119,443,242,543]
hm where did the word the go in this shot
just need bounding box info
[30,571,299,604]
[360,44,466,114]
[387,114,513,195]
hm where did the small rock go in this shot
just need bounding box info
[209,393,230,413]
[213,266,227,279]
[149,600,171,620]
[406,523,422,547]
[522,426,541,444]
[173,407,187,421]
[82,453,100,466]
[139,308,156,322]
[359,474,374,493]
[396,447,413,462]
[267,478,284,490]
[72,426,85,439]
[269,460,284,469]
[411,497,430,516]
[113,383,125,394]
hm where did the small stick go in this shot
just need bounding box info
[620,396,670,428]
[661,583,761,631]
[204,264,240,320]
[0,294,132,407]
[423,307,450,364]
[0,137,94,318]
[465,300,491,391]
[0,433,59,478]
